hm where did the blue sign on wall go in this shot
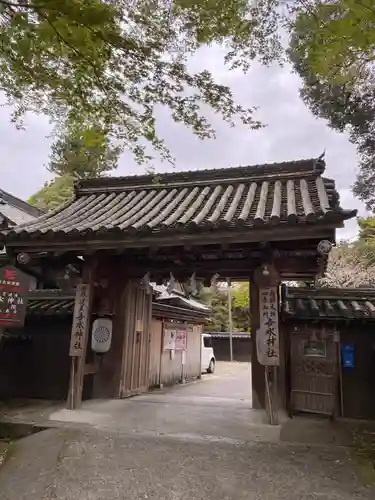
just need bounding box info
[341,344,355,369]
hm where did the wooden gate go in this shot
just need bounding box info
[120,281,152,397]
[290,328,337,415]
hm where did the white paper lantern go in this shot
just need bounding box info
[91,318,112,353]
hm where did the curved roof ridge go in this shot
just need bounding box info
[1,155,357,250]
[285,286,375,297]
[75,157,325,194]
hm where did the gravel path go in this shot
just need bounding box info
[0,362,374,499]
[0,427,373,500]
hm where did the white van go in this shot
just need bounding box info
[201,333,216,374]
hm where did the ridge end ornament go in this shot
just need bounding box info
[210,273,220,291]
[141,272,152,294]
[317,240,333,256]
[317,150,326,162]
[167,272,177,293]
[185,272,198,297]
[17,252,30,265]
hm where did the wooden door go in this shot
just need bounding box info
[120,281,152,397]
[148,319,163,387]
[290,328,337,416]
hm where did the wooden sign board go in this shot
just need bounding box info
[256,287,280,366]
[175,328,187,350]
[0,266,30,328]
[69,284,91,356]
[164,323,190,351]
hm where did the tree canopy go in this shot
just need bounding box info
[28,174,74,211]
[0,0,265,164]
[197,282,250,332]
[3,1,375,207]
[48,121,121,179]
[317,244,375,288]
[27,122,121,210]
[299,218,375,289]
[288,0,375,209]
[232,282,250,310]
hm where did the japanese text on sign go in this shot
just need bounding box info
[69,284,91,356]
[175,329,187,350]
[256,287,279,366]
[164,324,190,351]
[0,266,29,328]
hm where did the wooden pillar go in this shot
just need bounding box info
[249,279,265,409]
[67,258,96,410]
[251,264,281,424]
[91,259,127,399]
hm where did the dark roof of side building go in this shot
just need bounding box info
[26,287,209,324]
[0,188,43,227]
[283,287,375,321]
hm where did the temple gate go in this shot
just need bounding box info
[0,156,356,422]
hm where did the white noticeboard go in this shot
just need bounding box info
[256,287,280,366]
[164,328,176,350]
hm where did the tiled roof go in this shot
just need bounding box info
[283,287,375,321]
[152,283,210,311]
[26,288,209,322]
[0,189,43,255]
[0,189,43,226]
[2,158,356,244]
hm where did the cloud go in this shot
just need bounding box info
[0,44,364,240]
[0,106,53,200]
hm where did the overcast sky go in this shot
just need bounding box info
[0,44,367,240]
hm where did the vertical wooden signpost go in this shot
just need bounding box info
[67,283,92,410]
[257,286,280,425]
[253,263,280,426]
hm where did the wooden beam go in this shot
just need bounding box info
[5,224,337,252]
[121,247,320,262]
[119,255,319,279]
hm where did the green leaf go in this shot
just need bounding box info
[28,174,75,211]
[0,0,265,164]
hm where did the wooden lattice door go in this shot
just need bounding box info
[290,328,337,416]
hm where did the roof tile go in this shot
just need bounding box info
[283,287,375,321]
[25,288,208,322]
[2,158,357,243]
